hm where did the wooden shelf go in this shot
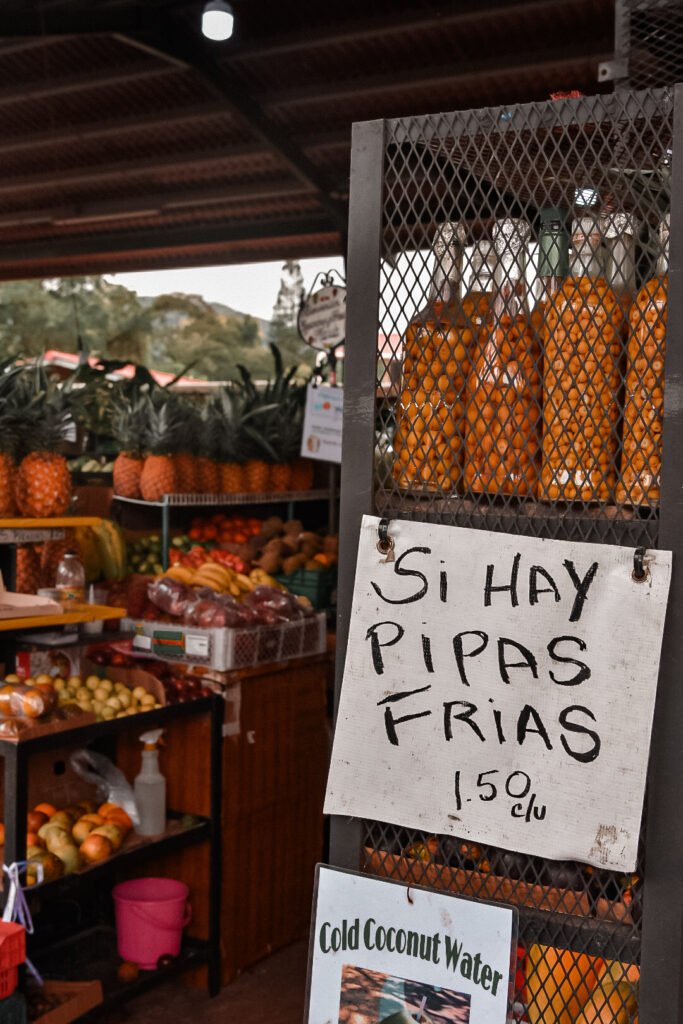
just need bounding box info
[0,604,124,632]
[0,517,103,529]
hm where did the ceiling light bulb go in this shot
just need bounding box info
[202,0,234,41]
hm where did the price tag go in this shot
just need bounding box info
[132,634,152,652]
[186,633,211,659]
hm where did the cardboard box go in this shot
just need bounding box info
[30,981,103,1024]
[122,613,327,671]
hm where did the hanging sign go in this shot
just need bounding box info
[325,517,672,871]
[306,866,515,1024]
[297,283,346,351]
[301,382,343,463]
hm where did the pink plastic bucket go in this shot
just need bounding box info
[113,878,192,970]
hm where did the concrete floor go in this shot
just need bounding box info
[121,942,309,1024]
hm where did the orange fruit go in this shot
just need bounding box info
[97,802,119,817]
[80,833,113,864]
[80,813,104,827]
[34,803,57,818]
[27,811,48,833]
[102,808,133,833]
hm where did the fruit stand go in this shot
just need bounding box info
[0,344,336,1015]
[333,86,680,1023]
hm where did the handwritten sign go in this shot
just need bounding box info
[325,517,672,871]
[298,283,346,350]
[306,867,514,1024]
[301,383,343,463]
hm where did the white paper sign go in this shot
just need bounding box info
[301,383,343,463]
[306,867,514,1024]
[325,516,672,871]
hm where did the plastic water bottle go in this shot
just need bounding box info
[55,550,85,607]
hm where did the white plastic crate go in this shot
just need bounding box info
[122,613,326,671]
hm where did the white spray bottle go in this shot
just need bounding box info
[134,729,166,835]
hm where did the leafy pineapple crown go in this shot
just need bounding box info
[143,394,185,456]
[110,392,149,456]
[235,344,308,463]
[206,386,245,464]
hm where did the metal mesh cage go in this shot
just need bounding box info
[347,87,674,1024]
[612,0,683,88]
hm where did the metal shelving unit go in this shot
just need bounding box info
[113,489,337,568]
[0,696,223,999]
[336,86,682,1023]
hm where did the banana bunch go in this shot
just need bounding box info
[91,520,127,582]
[165,564,285,598]
[73,526,101,583]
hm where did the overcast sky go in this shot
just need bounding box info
[107,255,345,323]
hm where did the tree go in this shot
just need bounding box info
[268,260,316,375]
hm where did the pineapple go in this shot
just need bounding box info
[139,397,180,502]
[111,394,148,499]
[271,463,293,491]
[15,545,40,594]
[290,458,314,491]
[0,358,26,516]
[174,452,198,494]
[14,371,73,519]
[196,401,222,494]
[239,345,309,493]
[235,346,300,494]
[209,387,246,494]
[168,396,200,494]
[39,536,70,588]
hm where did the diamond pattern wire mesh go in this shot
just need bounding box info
[362,88,671,1023]
[616,0,683,89]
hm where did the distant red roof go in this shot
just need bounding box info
[41,350,202,388]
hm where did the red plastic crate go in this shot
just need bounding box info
[0,967,18,999]
[0,924,24,971]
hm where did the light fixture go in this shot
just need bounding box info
[202,0,234,41]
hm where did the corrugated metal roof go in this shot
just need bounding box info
[0,0,615,278]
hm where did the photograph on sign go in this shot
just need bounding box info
[301,382,343,463]
[306,866,515,1024]
[325,517,672,871]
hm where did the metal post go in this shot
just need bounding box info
[207,694,223,996]
[329,119,386,869]
[162,498,170,571]
[639,82,683,1024]
[3,745,28,902]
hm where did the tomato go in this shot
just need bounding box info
[188,527,202,541]
[169,549,182,565]
[233,531,247,543]
[203,524,218,540]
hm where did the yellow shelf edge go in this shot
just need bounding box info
[0,517,103,529]
[0,605,125,632]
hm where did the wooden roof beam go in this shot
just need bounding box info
[236,0,606,60]
[133,24,348,233]
[263,45,611,108]
[0,214,339,267]
[0,60,173,108]
[0,178,317,230]
[0,142,285,196]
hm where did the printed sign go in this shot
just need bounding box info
[325,517,672,871]
[306,867,515,1024]
[298,284,346,350]
[301,382,343,463]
